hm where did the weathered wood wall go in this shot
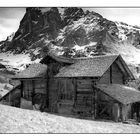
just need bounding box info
[23,80,33,101]
[22,80,46,97]
[0,85,21,107]
[121,104,132,121]
[48,78,96,116]
[48,78,59,112]
[112,62,123,84]
[77,79,93,92]
[99,62,123,85]
[98,69,110,84]
[97,89,114,102]
[34,80,46,94]
[95,89,121,121]
[21,79,47,110]
[55,78,75,115]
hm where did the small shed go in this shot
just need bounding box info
[95,84,140,121]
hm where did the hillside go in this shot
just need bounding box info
[0,104,140,133]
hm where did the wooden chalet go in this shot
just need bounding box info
[1,52,140,122]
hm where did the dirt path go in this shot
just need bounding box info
[0,104,140,133]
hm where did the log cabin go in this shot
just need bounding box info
[1,52,140,122]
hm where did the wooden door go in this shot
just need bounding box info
[57,79,74,115]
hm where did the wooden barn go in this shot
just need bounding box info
[2,52,140,122]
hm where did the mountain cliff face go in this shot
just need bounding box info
[1,7,140,77]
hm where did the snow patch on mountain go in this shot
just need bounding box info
[115,21,140,41]
[104,33,140,67]
[58,8,65,15]
[39,8,51,14]
[69,16,103,34]
[72,42,97,51]
[0,52,41,71]
[7,33,15,42]
[115,42,140,66]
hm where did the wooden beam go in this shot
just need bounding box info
[21,81,23,97]
[12,78,47,80]
[32,80,35,105]
[110,65,112,84]
[116,57,134,80]
[20,81,24,107]
[94,88,98,119]
[115,61,125,76]
[73,78,77,108]
[46,71,49,109]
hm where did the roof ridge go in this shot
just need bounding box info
[72,54,119,60]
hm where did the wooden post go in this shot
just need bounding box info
[94,88,97,119]
[46,69,49,110]
[110,65,112,84]
[73,78,77,108]
[112,103,120,122]
[20,81,24,107]
[32,80,35,105]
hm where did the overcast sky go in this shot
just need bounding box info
[0,8,25,41]
[1,8,140,41]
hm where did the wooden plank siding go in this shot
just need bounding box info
[112,62,123,84]
[20,79,48,110]
[0,85,21,107]
[55,78,75,115]
[98,62,123,85]
[77,79,94,92]
[98,69,110,84]
[48,78,59,112]
[96,62,124,121]
[72,78,95,117]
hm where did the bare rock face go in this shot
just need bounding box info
[8,7,63,54]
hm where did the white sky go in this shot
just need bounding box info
[0,8,26,41]
[89,8,140,26]
[1,8,140,41]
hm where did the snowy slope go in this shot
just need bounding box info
[0,104,140,133]
[0,51,41,71]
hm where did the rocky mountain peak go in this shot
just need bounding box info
[1,7,140,77]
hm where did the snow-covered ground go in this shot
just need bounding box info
[0,52,41,71]
[0,104,140,133]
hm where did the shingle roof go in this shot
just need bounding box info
[55,54,118,77]
[13,63,47,79]
[95,84,140,104]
